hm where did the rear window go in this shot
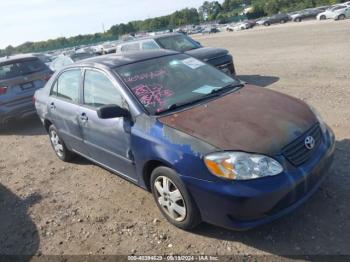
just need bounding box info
[0,58,47,80]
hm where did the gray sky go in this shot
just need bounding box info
[0,0,208,49]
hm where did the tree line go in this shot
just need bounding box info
[0,0,345,56]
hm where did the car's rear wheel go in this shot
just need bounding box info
[151,166,201,230]
[295,17,302,22]
[280,19,287,23]
[320,15,326,20]
[264,22,270,26]
[48,125,74,162]
[338,14,345,20]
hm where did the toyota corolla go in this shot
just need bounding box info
[34,50,335,230]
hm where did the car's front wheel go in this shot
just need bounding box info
[320,15,326,20]
[338,14,345,20]
[48,125,74,162]
[151,167,201,230]
[264,22,270,26]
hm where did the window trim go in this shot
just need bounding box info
[141,40,161,50]
[49,67,83,105]
[81,67,129,111]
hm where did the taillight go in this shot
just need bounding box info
[0,86,7,95]
[43,74,52,82]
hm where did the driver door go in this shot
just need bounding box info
[78,68,136,181]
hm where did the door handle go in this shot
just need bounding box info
[80,113,88,122]
[50,102,56,110]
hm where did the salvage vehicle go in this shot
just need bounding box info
[256,14,290,26]
[34,50,335,230]
[291,8,327,22]
[317,5,347,20]
[0,54,52,125]
[116,33,236,76]
[334,6,350,20]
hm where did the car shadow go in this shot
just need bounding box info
[0,115,46,136]
[192,138,350,257]
[0,184,41,256]
[238,75,279,87]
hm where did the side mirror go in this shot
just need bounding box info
[97,104,130,119]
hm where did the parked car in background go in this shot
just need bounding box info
[116,33,236,76]
[34,50,335,230]
[317,5,347,20]
[256,14,290,26]
[333,6,350,20]
[50,52,96,71]
[291,8,327,22]
[202,27,220,34]
[228,20,256,31]
[31,53,53,67]
[0,54,52,125]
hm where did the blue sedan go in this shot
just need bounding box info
[34,50,335,230]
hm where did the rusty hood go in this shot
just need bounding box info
[158,85,318,156]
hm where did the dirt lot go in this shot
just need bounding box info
[1,20,349,258]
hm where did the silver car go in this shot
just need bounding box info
[0,54,52,125]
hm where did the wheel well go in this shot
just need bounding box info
[44,119,52,133]
[143,160,170,192]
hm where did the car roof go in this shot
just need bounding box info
[0,54,38,64]
[73,49,179,69]
[118,32,184,46]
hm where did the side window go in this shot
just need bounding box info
[83,70,123,108]
[52,69,81,103]
[121,43,140,52]
[142,41,159,50]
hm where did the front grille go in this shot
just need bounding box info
[282,124,323,166]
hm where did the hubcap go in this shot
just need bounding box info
[50,130,64,157]
[154,176,186,222]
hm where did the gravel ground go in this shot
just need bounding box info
[0,19,349,259]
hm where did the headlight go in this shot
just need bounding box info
[204,152,283,180]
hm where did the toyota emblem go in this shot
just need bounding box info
[304,136,315,150]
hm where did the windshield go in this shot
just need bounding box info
[156,35,200,52]
[0,58,47,80]
[115,54,240,115]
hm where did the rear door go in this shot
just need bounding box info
[48,68,88,155]
[78,68,136,180]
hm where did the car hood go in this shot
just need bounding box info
[159,85,318,156]
[185,47,229,62]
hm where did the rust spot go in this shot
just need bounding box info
[159,85,317,156]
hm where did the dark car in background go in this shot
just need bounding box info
[256,13,290,26]
[0,55,52,125]
[116,33,236,76]
[291,8,327,22]
[34,50,335,230]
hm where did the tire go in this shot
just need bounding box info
[338,14,345,20]
[295,17,302,22]
[48,125,74,162]
[264,22,270,26]
[280,19,286,24]
[151,166,201,230]
[320,15,326,20]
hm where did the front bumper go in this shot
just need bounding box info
[182,127,335,230]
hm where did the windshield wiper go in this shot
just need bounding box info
[208,83,244,95]
[155,83,244,115]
